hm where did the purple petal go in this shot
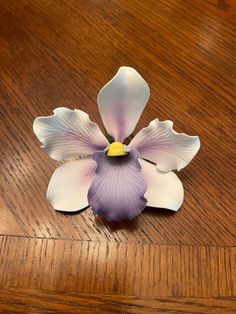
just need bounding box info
[88,149,147,221]
[129,119,200,172]
[97,67,150,142]
[33,107,109,160]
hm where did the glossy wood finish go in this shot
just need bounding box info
[1,289,236,314]
[0,0,235,312]
[1,236,235,297]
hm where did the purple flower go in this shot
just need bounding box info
[33,67,200,221]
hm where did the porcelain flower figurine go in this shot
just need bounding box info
[33,67,200,221]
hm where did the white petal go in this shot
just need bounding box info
[140,159,184,211]
[129,119,200,172]
[33,107,109,160]
[47,158,96,212]
[97,67,150,142]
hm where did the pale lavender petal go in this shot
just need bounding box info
[140,159,184,211]
[129,119,200,172]
[97,67,150,142]
[47,158,96,212]
[33,107,109,160]
[88,149,147,221]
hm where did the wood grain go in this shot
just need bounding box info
[0,236,235,297]
[0,0,235,312]
[0,289,236,314]
[0,0,235,245]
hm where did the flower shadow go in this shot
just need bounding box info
[144,206,178,217]
[58,206,90,216]
[94,214,140,232]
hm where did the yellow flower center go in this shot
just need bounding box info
[107,142,128,157]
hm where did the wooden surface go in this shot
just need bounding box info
[0,0,235,313]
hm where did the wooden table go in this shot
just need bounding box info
[0,0,235,313]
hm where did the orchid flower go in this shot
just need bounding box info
[33,67,200,221]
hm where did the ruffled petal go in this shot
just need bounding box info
[129,119,200,172]
[47,158,96,212]
[88,149,147,221]
[97,67,150,142]
[140,159,184,211]
[33,107,109,160]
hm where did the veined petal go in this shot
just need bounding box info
[33,107,109,160]
[140,159,184,211]
[47,158,96,212]
[88,149,147,221]
[97,67,150,142]
[129,119,200,172]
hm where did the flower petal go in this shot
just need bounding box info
[47,158,96,212]
[129,119,200,172]
[88,149,147,221]
[33,107,109,160]
[140,159,184,211]
[97,67,150,142]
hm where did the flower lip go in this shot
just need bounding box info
[88,148,147,221]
